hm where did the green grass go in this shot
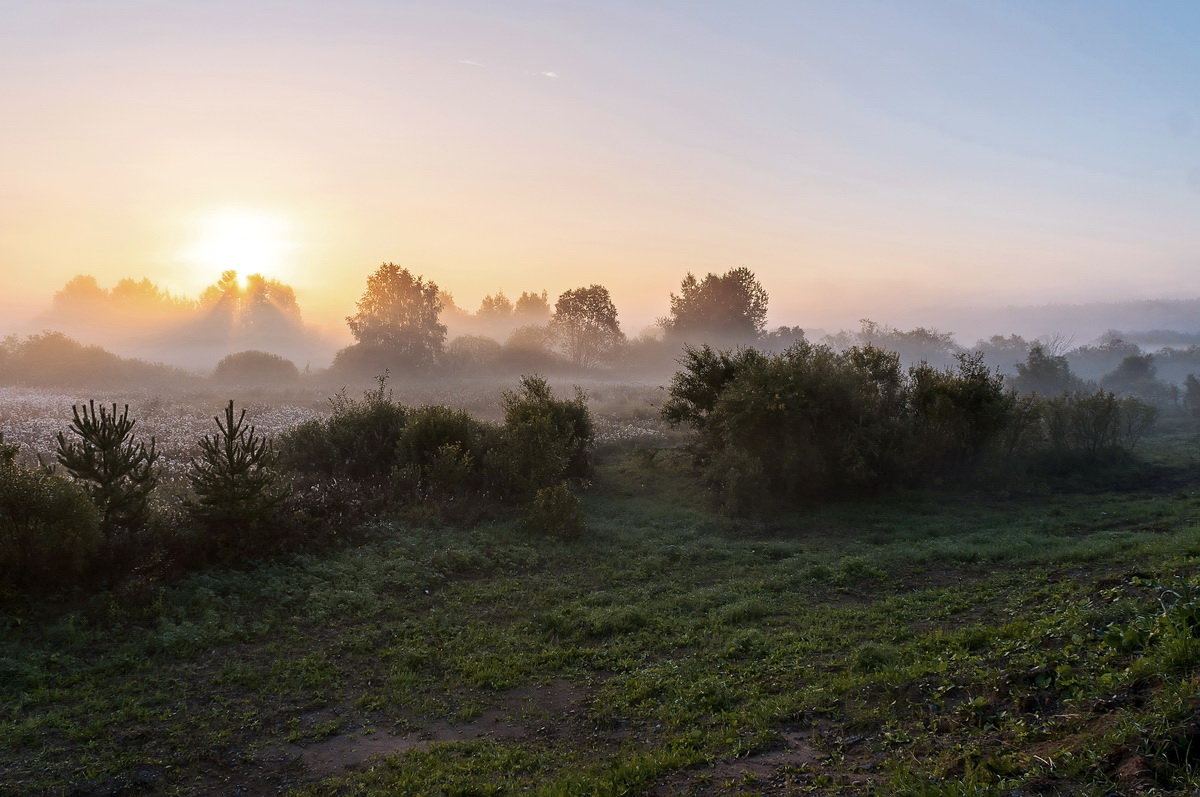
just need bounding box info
[6,430,1200,793]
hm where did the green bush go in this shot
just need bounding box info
[279,376,595,520]
[55,401,159,534]
[392,406,492,510]
[0,454,101,591]
[497,375,593,498]
[1040,391,1157,459]
[520,482,586,538]
[663,343,1014,511]
[278,377,408,480]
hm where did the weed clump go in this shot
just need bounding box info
[520,482,586,539]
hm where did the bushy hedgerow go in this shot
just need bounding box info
[665,343,1160,512]
[0,440,102,592]
[277,375,594,521]
[1027,390,1158,474]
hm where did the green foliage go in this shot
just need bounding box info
[278,376,408,480]
[908,352,1013,472]
[0,453,101,591]
[278,375,594,518]
[1040,391,1157,458]
[342,263,446,370]
[664,342,940,510]
[393,405,491,503]
[187,401,289,554]
[498,375,593,497]
[1011,342,1078,396]
[520,482,586,538]
[660,267,769,342]
[550,285,625,367]
[55,401,159,534]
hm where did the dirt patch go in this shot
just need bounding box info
[286,678,586,776]
[649,726,883,794]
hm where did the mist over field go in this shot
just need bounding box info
[9,2,1200,794]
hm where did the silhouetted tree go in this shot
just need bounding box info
[477,291,513,319]
[343,263,446,369]
[550,285,625,367]
[1185,374,1200,418]
[514,290,551,321]
[660,267,768,342]
[1012,343,1077,396]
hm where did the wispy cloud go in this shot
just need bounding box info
[458,59,483,67]
[541,71,558,78]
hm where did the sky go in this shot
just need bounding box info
[3,0,1200,339]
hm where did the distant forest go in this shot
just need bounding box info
[7,265,1200,408]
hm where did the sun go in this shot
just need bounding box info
[185,207,294,282]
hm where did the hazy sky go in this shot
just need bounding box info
[3,0,1200,337]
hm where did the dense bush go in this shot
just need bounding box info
[278,377,408,480]
[278,375,593,522]
[498,375,593,498]
[663,343,1013,511]
[1040,391,1157,459]
[393,405,491,502]
[55,401,159,535]
[0,441,101,592]
[212,350,300,385]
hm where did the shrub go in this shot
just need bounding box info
[908,353,1012,474]
[212,350,300,385]
[55,401,159,534]
[520,482,586,538]
[498,375,593,498]
[277,376,408,480]
[664,342,1015,510]
[664,342,911,508]
[393,406,491,503]
[187,401,289,557]
[1041,391,1157,458]
[0,454,101,591]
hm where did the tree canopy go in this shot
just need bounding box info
[345,263,446,368]
[550,285,625,367]
[660,267,768,342]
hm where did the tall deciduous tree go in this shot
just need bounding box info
[660,267,768,342]
[345,263,446,368]
[550,285,625,367]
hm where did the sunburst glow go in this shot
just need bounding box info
[184,207,294,281]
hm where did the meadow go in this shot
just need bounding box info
[3,383,1200,794]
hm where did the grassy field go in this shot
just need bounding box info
[5,416,1200,794]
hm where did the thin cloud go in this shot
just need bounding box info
[541,71,559,78]
[458,59,483,67]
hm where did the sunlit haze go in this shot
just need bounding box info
[4,0,1200,340]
